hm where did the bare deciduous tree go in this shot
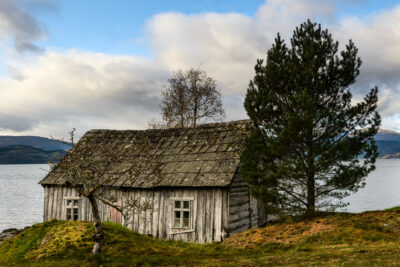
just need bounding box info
[161,68,225,128]
[147,118,169,130]
[50,130,153,256]
[58,151,153,255]
[50,127,76,147]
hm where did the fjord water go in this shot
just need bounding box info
[338,159,400,213]
[0,160,400,231]
[0,164,48,231]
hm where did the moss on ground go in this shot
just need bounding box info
[2,209,400,266]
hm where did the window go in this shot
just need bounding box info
[65,198,80,221]
[173,199,192,229]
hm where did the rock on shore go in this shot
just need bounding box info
[0,227,29,244]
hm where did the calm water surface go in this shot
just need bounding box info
[0,160,400,231]
[0,164,48,231]
[340,159,400,212]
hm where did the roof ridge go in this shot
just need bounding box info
[87,119,251,134]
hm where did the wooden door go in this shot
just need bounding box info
[109,198,122,224]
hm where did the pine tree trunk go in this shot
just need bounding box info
[306,173,315,216]
[88,195,104,255]
[306,131,316,217]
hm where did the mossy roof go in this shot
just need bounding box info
[39,120,251,188]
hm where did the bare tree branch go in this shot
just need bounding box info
[160,67,225,128]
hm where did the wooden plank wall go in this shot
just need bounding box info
[228,172,266,235]
[228,172,251,234]
[249,195,259,227]
[43,185,228,243]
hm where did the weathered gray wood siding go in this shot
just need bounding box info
[43,185,229,243]
[228,172,266,235]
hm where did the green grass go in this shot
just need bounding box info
[3,209,400,266]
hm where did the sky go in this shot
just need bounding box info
[0,0,400,139]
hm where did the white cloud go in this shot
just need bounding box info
[0,0,48,53]
[330,5,400,118]
[148,0,335,96]
[148,12,257,95]
[334,7,400,85]
[0,50,169,136]
[1,0,400,137]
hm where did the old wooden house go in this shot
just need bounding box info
[39,120,266,243]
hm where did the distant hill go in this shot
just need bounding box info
[0,145,66,164]
[375,129,400,142]
[0,136,71,151]
[375,129,400,158]
[380,152,400,159]
[0,136,70,164]
[375,140,400,156]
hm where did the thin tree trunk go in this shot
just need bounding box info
[88,195,104,255]
[193,101,198,128]
[180,115,184,128]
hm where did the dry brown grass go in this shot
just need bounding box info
[223,211,400,249]
[223,218,337,248]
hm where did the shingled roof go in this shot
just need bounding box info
[39,120,251,188]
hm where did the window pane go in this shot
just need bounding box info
[175,211,181,218]
[73,200,79,206]
[66,208,71,220]
[67,200,72,206]
[73,214,78,221]
[174,211,181,228]
[174,201,180,209]
[183,212,189,228]
[183,201,189,209]
[183,218,189,228]
[73,208,79,216]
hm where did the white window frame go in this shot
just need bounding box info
[170,197,194,234]
[64,197,81,221]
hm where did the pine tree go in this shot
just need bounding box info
[240,20,380,216]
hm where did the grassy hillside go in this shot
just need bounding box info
[3,209,400,266]
[0,145,66,164]
[0,220,243,266]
